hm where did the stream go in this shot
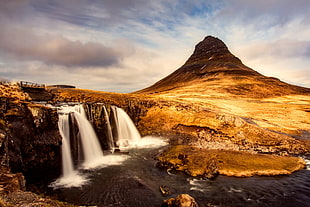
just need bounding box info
[49,136,310,207]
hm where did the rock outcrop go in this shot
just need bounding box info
[162,194,199,207]
[0,84,62,185]
[157,145,306,178]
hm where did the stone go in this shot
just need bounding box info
[157,145,306,178]
[162,194,199,207]
[159,185,171,196]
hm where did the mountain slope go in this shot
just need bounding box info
[136,36,310,98]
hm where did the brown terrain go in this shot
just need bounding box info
[0,35,310,206]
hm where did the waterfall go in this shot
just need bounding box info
[103,106,114,151]
[57,104,104,170]
[73,111,104,169]
[111,106,141,148]
[51,104,162,188]
[58,113,74,177]
[53,103,144,188]
[52,105,90,188]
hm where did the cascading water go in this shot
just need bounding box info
[52,104,145,188]
[51,105,90,188]
[111,106,141,148]
[58,113,74,178]
[59,104,104,169]
[103,105,114,151]
[72,111,104,169]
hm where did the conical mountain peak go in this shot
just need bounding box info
[136,36,310,97]
[184,35,242,65]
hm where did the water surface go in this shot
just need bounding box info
[52,138,310,207]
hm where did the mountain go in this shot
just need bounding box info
[136,36,310,98]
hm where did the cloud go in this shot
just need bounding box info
[218,0,310,26]
[0,27,133,67]
[239,39,310,60]
[30,0,162,28]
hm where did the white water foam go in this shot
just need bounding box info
[134,136,168,148]
[304,158,310,170]
[190,186,205,192]
[81,137,166,169]
[227,187,243,193]
[188,178,206,192]
[82,154,129,169]
[50,171,89,189]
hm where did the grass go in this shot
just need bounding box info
[158,145,306,178]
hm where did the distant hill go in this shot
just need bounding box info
[135,36,310,98]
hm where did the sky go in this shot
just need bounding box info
[0,0,309,93]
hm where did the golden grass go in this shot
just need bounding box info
[158,145,306,177]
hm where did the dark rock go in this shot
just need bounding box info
[159,185,171,196]
[184,36,242,65]
[0,172,25,193]
[1,98,62,184]
[162,194,199,207]
[204,158,219,179]
[22,88,53,101]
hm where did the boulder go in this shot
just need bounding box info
[162,194,199,207]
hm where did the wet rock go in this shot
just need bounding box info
[159,185,171,196]
[0,190,76,207]
[162,194,199,207]
[203,158,219,179]
[0,96,62,184]
[0,172,25,193]
[157,145,306,178]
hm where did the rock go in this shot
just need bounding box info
[0,172,25,193]
[0,95,62,184]
[184,36,242,65]
[157,145,306,178]
[162,194,199,207]
[0,190,76,207]
[203,158,219,179]
[159,185,171,196]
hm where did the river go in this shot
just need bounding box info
[50,137,310,207]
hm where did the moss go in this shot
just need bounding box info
[158,145,306,178]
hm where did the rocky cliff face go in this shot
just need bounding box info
[0,85,62,185]
[184,36,242,65]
